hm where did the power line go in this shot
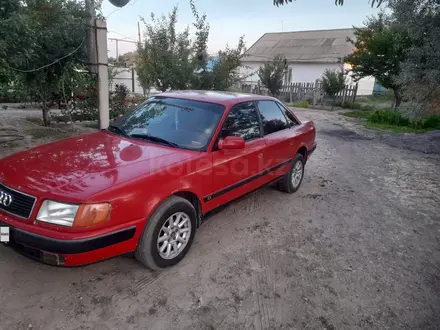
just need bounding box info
[105,0,138,18]
[108,30,138,42]
[3,38,86,73]
[105,8,122,18]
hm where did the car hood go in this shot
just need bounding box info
[0,131,199,201]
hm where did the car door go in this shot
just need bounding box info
[205,101,266,207]
[256,100,298,179]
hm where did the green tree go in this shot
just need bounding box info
[273,0,384,6]
[189,0,246,91]
[390,0,440,115]
[136,2,246,92]
[137,7,193,92]
[322,69,346,109]
[0,0,90,125]
[257,55,287,97]
[344,14,411,108]
[210,37,246,90]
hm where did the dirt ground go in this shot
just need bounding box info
[1,107,440,330]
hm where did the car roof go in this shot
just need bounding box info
[157,90,277,106]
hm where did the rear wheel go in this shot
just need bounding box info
[277,153,305,193]
[135,196,197,270]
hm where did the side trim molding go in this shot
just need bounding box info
[203,159,292,202]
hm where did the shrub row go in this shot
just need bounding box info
[368,110,440,130]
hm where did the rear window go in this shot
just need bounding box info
[256,100,289,135]
[276,102,300,126]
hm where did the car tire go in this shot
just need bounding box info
[277,153,305,194]
[135,196,197,270]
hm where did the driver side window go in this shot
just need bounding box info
[221,102,262,141]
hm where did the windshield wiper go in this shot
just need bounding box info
[107,124,128,137]
[130,134,179,148]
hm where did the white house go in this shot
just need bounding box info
[238,28,375,96]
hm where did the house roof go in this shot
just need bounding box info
[242,28,355,63]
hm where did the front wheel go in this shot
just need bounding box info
[135,196,197,270]
[277,153,305,193]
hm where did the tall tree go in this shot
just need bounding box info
[344,13,411,108]
[0,0,90,125]
[390,0,440,114]
[137,7,193,92]
[258,55,287,97]
[210,37,246,90]
[136,3,246,92]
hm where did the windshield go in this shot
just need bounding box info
[115,97,225,151]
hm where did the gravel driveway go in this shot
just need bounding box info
[1,108,439,330]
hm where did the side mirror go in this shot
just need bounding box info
[218,136,245,150]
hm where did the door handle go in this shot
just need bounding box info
[258,153,263,158]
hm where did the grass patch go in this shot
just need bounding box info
[334,101,363,110]
[26,117,44,125]
[342,111,371,119]
[293,100,309,108]
[365,122,431,133]
[366,111,440,133]
[342,108,440,133]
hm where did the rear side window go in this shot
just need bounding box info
[221,102,261,141]
[276,102,300,126]
[256,101,288,135]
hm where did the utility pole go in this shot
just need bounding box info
[85,0,109,129]
[85,0,97,74]
[115,39,119,59]
[138,21,142,45]
[96,20,109,129]
[85,0,132,130]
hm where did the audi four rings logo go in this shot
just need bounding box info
[0,190,13,207]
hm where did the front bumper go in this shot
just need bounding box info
[0,220,137,266]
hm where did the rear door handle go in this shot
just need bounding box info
[257,153,263,159]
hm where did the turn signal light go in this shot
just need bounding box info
[73,203,111,228]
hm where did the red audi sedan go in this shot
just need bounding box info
[0,91,316,269]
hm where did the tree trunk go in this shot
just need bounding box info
[393,88,402,109]
[41,96,50,126]
[42,107,50,126]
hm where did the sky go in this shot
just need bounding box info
[103,0,381,58]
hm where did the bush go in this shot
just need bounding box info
[280,94,291,103]
[348,102,362,110]
[109,84,130,119]
[367,110,440,131]
[343,111,370,119]
[422,115,440,129]
[361,104,377,112]
[293,100,309,108]
[368,110,411,126]
[332,101,362,110]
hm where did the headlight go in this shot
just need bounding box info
[37,201,79,227]
[37,200,111,227]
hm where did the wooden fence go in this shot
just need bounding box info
[240,80,359,106]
